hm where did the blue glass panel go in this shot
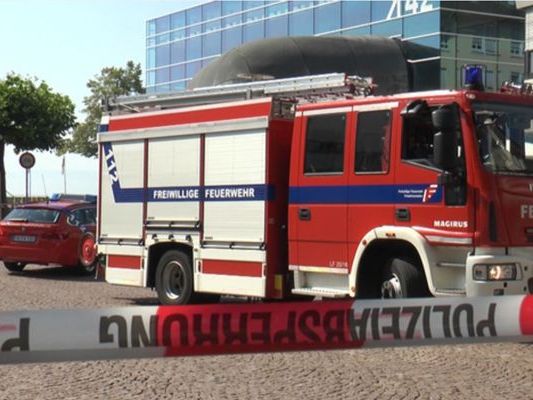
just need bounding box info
[204,19,221,33]
[371,0,392,22]
[170,11,185,30]
[147,20,156,36]
[407,34,440,49]
[342,1,371,28]
[203,31,221,57]
[155,44,170,67]
[186,61,202,78]
[222,26,243,52]
[244,21,265,41]
[245,8,264,22]
[186,6,202,25]
[222,1,242,15]
[186,36,202,60]
[202,2,221,21]
[146,71,155,86]
[155,84,171,93]
[146,37,156,47]
[289,8,314,36]
[314,2,341,34]
[170,65,185,81]
[266,2,288,17]
[155,15,170,33]
[403,10,439,38]
[341,26,371,36]
[266,15,288,38]
[371,19,402,37]
[155,67,170,84]
[147,48,155,69]
[155,33,170,45]
[223,14,242,28]
[290,1,313,11]
[187,24,202,37]
[170,40,185,64]
[170,81,187,92]
[146,86,156,94]
[244,1,264,10]
[170,29,186,41]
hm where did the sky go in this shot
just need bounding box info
[0,0,202,196]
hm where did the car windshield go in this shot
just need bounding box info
[473,101,533,175]
[4,208,60,223]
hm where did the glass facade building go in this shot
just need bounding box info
[146,1,525,93]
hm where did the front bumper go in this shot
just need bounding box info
[466,248,533,296]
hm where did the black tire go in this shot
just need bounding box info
[4,262,26,272]
[381,257,430,298]
[76,233,97,276]
[155,250,196,305]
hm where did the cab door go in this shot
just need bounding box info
[289,108,351,270]
[347,106,396,262]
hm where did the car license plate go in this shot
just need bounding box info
[11,235,36,243]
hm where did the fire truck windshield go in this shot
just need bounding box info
[473,102,533,175]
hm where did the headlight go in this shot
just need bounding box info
[473,263,518,281]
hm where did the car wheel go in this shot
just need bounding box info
[381,257,430,298]
[3,262,26,272]
[76,233,97,275]
[155,250,196,305]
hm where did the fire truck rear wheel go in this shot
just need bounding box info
[3,262,26,272]
[381,257,429,298]
[155,250,195,305]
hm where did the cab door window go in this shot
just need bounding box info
[355,110,391,173]
[304,114,346,174]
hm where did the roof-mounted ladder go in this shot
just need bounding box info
[108,73,374,114]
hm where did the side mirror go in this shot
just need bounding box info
[433,106,459,171]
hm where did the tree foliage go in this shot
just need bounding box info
[0,75,75,152]
[0,74,76,212]
[63,61,145,157]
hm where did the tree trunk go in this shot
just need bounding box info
[0,140,6,217]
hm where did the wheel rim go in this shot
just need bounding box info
[162,261,186,301]
[381,273,403,298]
[80,236,96,266]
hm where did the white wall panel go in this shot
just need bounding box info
[147,135,200,221]
[100,141,144,239]
[204,130,266,242]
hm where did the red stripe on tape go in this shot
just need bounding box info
[520,296,533,335]
[155,300,364,357]
[108,255,142,269]
[202,260,263,277]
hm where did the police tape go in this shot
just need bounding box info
[1,295,533,364]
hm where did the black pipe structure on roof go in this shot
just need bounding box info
[188,36,439,95]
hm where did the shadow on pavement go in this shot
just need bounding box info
[113,296,159,306]
[6,265,100,283]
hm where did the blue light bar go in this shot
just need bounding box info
[463,65,484,91]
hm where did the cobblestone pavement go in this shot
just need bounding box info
[0,264,532,400]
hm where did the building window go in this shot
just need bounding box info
[511,41,523,57]
[304,114,346,174]
[485,39,497,55]
[355,111,391,174]
[472,37,483,52]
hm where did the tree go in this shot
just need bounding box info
[0,74,75,213]
[63,61,145,157]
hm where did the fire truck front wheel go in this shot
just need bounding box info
[155,250,195,305]
[381,257,429,298]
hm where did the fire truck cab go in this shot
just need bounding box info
[98,73,533,304]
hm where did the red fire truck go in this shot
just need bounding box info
[98,71,533,304]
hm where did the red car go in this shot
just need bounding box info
[0,194,97,275]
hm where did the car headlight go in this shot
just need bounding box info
[473,263,518,281]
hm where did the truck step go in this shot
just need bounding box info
[434,289,466,296]
[291,287,350,298]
